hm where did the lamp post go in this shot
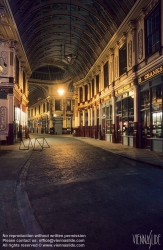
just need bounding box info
[57,88,67,133]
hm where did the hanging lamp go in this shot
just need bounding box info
[64,0,77,65]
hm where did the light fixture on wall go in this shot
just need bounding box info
[0,6,5,18]
[64,0,77,65]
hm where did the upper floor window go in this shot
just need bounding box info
[15,56,19,84]
[145,3,160,56]
[23,71,26,93]
[85,84,88,101]
[66,100,71,111]
[55,100,61,110]
[104,62,109,88]
[92,79,94,97]
[47,102,49,112]
[96,75,99,94]
[43,103,45,113]
[80,87,83,103]
[119,43,127,76]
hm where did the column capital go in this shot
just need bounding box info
[109,48,114,56]
[129,20,137,36]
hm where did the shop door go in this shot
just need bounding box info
[141,110,150,148]
[116,115,122,143]
[102,118,106,140]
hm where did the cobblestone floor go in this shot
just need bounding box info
[0,135,163,250]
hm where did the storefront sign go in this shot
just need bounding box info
[138,65,163,84]
[103,95,110,102]
[116,83,131,95]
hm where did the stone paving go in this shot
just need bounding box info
[0,134,163,250]
[74,136,163,168]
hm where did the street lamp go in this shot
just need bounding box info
[57,89,65,96]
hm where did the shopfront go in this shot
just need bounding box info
[101,99,112,142]
[116,91,134,146]
[139,74,163,152]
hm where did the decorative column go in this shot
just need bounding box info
[7,93,14,144]
[100,62,104,90]
[82,109,85,137]
[87,82,91,100]
[49,98,54,133]
[82,85,85,103]
[98,102,102,139]
[90,107,93,137]
[74,88,79,127]
[111,90,116,143]
[109,49,114,85]
[78,110,80,127]
[133,82,139,148]
[129,21,137,71]
[87,108,90,137]
[62,99,67,132]
[78,87,80,103]
[94,105,97,138]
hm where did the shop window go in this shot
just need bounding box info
[85,112,88,128]
[152,112,162,138]
[55,100,61,110]
[128,97,134,136]
[80,112,83,127]
[140,89,150,109]
[145,3,160,56]
[92,109,94,126]
[123,97,134,136]
[106,105,112,134]
[104,62,109,88]
[117,97,134,136]
[66,100,71,111]
[116,101,122,115]
[119,43,127,76]
[152,83,162,111]
[151,83,162,138]
[122,98,128,117]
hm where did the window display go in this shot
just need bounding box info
[116,96,134,136]
[152,112,162,138]
[106,105,112,134]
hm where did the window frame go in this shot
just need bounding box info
[104,61,109,88]
[119,43,127,76]
[145,2,161,57]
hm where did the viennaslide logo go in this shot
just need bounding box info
[132,230,161,249]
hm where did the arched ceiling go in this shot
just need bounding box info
[29,84,49,106]
[8,0,137,83]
